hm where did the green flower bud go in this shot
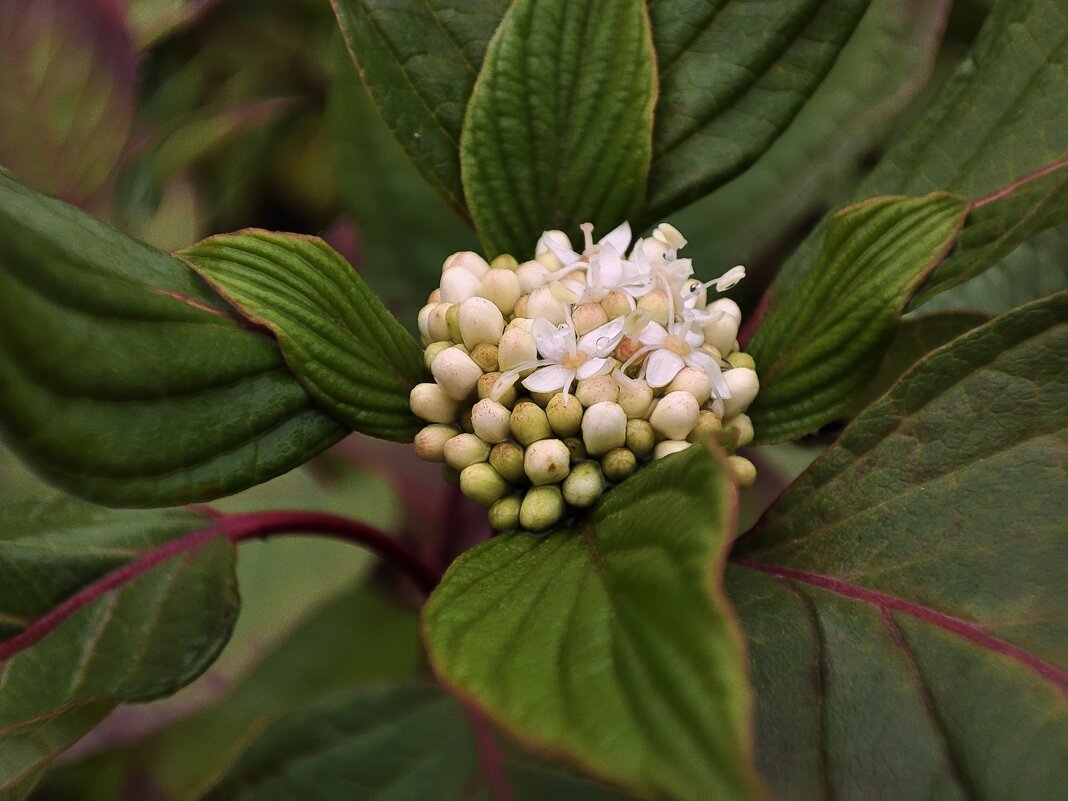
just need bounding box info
[410,383,461,423]
[728,455,757,488]
[625,418,655,458]
[443,433,491,471]
[422,340,452,372]
[601,447,637,482]
[414,424,458,462]
[546,393,583,437]
[653,440,692,460]
[488,495,521,531]
[510,401,552,446]
[520,485,566,531]
[480,268,521,315]
[688,409,723,442]
[581,401,627,456]
[726,351,756,371]
[459,462,510,506]
[649,391,700,441]
[618,378,653,419]
[563,436,588,462]
[529,389,556,408]
[722,413,754,448]
[575,373,619,406]
[524,438,571,486]
[469,343,499,372]
[445,304,463,343]
[721,368,759,419]
[489,442,526,483]
[430,346,483,401]
[666,367,712,405]
[562,461,605,509]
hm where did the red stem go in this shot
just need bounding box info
[0,510,440,662]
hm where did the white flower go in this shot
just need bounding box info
[621,319,730,400]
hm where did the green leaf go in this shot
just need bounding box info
[460,0,657,257]
[127,0,218,49]
[0,0,136,210]
[0,169,344,506]
[423,444,759,799]
[730,291,1068,798]
[645,0,871,221]
[747,192,970,443]
[182,230,425,442]
[0,501,237,799]
[330,0,510,218]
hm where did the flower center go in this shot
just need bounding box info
[562,351,589,370]
[664,335,691,356]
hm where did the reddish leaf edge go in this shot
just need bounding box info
[0,510,441,662]
[731,558,1068,690]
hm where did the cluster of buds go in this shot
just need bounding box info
[410,221,760,533]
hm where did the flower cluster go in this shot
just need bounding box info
[410,221,759,532]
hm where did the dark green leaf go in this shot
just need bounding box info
[645,0,871,221]
[423,444,759,799]
[0,501,237,799]
[330,0,510,218]
[182,230,425,442]
[0,169,344,506]
[731,291,1068,798]
[460,0,657,257]
[747,192,969,443]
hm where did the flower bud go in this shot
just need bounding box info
[601,289,634,320]
[683,279,707,310]
[562,461,605,509]
[428,289,442,303]
[529,389,556,408]
[410,383,461,423]
[581,401,627,456]
[445,304,463,343]
[477,372,517,408]
[489,495,521,532]
[649,391,700,441]
[723,413,754,448]
[572,302,608,335]
[431,347,482,400]
[489,442,526,483]
[469,343,499,372]
[535,230,572,270]
[546,393,583,437]
[688,409,723,442]
[653,440,692,460]
[625,419,655,458]
[726,351,756,371]
[440,266,482,303]
[526,286,567,325]
[480,268,522,315]
[519,486,566,531]
[702,299,741,354]
[426,303,453,343]
[653,222,687,249]
[524,439,571,486]
[509,401,552,446]
[513,294,530,318]
[641,237,670,262]
[417,304,435,345]
[460,463,510,506]
[618,378,654,419]
[443,251,490,278]
[459,407,474,433]
[601,447,637,482]
[471,398,512,443]
[637,290,670,326]
[517,260,551,293]
[458,297,505,349]
[575,373,619,406]
[721,367,759,418]
[728,455,757,488]
[667,367,712,405]
[491,253,518,271]
[422,340,452,372]
[443,433,491,471]
[497,327,538,373]
[414,424,458,462]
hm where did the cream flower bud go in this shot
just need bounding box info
[444,433,491,471]
[477,372,517,408]
[496,327,538,376]
[637,290,670,326]
[509,401,552,446]
[524,438,571,486]
[572,303,609,335]
[410,383,461,423]
[601,447,637,482]
[727,351,756,370]
[443,251,490,278]
[728,455,757,488]
[526,286,567,325]
[581,401,627,456]
[460,463,510,506]
[653,440,692,460]
[489,495,521,531]
[458,297,505,349]
[650,391,700,440]
[535,230,572,270]
[684,279,707,309]
[426,303,453,343]
[517,260,551,293]
[440,267,482,303]
[562,461,605,508]
[721,367,759,418]
[667,367,713,405]
[702,299,741,354]
[480,268,522,315]
[625,419,655,458]
[489,442,525,483]
[417,304,435,345]
[469,343,499,372]
[653,222,687,249]
[546,393,583,437]
[513,294,530,318]
[723,413,754,448]
[688,409,723,442]
[491,253,518,271]
[601,289,634,320]
[431,347,482,400]
[575,373,619,406]
[414,424,458,462]
[471,398,512,443]
[428,289,442,303]
[617,378,654,419]
[422,340,452,372]
[520,486,566,531]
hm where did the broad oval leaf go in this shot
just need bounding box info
[330,0,510,218]
[747,192,969,443]
[460,0,657,257]
[731,291,1068,798]
[645,0,871,222]
[423,443,760,800]
[0,0,135,210]
[0,500,238,799]
[0,170,344,506]
[182,231,425,442]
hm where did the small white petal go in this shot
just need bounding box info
[576,357,609,380]
[522,364,575,393]
[599,221,632,255]
[645,349,685,388]
[637,321,669,346]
